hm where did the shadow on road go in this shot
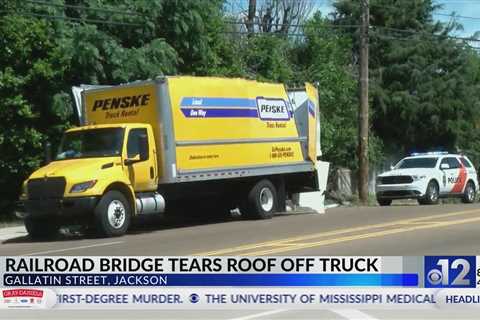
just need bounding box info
[2,208,317,245]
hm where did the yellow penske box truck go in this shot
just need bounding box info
[18,76,323,238]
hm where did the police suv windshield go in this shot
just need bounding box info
[395,157,438,169]
[56,128,124,160]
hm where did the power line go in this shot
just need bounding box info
[348,2,480,22]
[373,25,480,42]
[1,10,143,27]
[225,20,360,29]
[434,12,480,21]
[223,28,480,53]
[375,33,480,51]
[226,19,480,43]
[24,0,147,17]
[222,31,305,37]
[5,3,480,44]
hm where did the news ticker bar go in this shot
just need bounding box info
[3,288,480,310]
[0,256,479,288]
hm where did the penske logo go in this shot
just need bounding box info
[256,98,290,121]
[92,94,151,111]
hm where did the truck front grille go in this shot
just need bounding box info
[380,176,413,185]
[27,177,66,200]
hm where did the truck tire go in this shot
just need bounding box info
[420,180,439,205]
[377,199,392,206]
[241,179,277,219]
[25,217,59,239]
[94,190,131,237]
[462,181,476,203]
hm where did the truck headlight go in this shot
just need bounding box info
[411,175,427,181]
[70,180,97,193]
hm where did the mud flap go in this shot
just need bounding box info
[293,160,330,214]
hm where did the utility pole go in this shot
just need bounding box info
[246,0,256,36]
[358,0,369,204]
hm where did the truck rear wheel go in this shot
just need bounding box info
[25,217,59,239]
[94,190,131,237]
[241,179,277,219]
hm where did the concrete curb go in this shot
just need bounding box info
[325,203,340,209]
[0,225,27,241]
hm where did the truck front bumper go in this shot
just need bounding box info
[17,196,99,219]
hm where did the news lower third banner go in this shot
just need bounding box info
[0,256,480,309]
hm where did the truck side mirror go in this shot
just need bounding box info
[44,142,52,165]
[440,163,449,170]
[138,134,148,161]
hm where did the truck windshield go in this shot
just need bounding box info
[56,128,124,160]
[396,157,438,169]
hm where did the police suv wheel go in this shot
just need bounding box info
[462,181,476,204]
[422,180,439,205]
[24,217,59,240]
[94,190,131,237]
[242,179,277,219]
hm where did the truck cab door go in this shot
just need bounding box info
[124,127,157,191]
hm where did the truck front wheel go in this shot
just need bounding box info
[94,190,131,237]
[241,179,277,219]
[25,217,59,239]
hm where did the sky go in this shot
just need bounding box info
[227,0,480,38]
[315,0,480,37]
[434,0,480,36]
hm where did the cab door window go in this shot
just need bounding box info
[127,128,148,159]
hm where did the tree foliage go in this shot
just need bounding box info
[294,13,383,169]
[333,0,480,163]
[2,0,480,214]
[0,15,68,213]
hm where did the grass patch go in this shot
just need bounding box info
[350,194,378,206]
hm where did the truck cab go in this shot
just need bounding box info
[19,123,159,238]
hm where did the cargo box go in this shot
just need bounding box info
[81,76,320,185]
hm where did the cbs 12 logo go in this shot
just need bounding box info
[424,256,476,288]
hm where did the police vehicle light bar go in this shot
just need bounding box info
[410,151,448,156]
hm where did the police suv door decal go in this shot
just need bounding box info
[451,162,467,193]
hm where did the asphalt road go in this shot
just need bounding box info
[2,202,480,319]
[2,202,480,256]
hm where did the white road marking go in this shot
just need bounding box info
[24,241,124,256]
[330,309,379,320]
[229,309,287,320]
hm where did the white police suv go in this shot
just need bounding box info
[376,152,478,206]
